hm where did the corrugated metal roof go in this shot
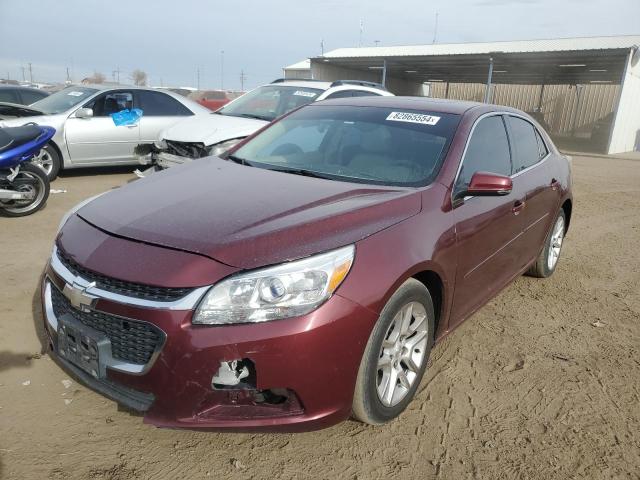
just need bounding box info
[322,35,640,59]
[284,59,311,70]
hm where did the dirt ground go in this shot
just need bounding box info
[1,155,639,480]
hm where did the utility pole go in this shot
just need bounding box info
[374,40,381,47]
[66,66,71,84]
[320,39,325,56]
[28,62,33,84]
[21,65,26,82]
[432,12,439,44]
[359,19,364,47]
[240,69,246,92]
[220,50,224,90]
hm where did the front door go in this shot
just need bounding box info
[65,90,139,165]
[450,114,527,326]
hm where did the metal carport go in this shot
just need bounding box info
[305,36,640,155]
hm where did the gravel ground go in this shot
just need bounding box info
[0,156,639,480]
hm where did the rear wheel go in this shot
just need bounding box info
[526,209,566,278]
[0,163,50,217]
[30,142,61,181]
[352,279,435,425]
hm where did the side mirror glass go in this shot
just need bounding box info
[75,107,93,119]
[465,171,512,197]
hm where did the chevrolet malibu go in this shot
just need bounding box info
[42,96,572,431]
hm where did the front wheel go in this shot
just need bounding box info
[352,278,435,425]
[526,209,566,278]
[30,142,61,181]
[0,163,50,217]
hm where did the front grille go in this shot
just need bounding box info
[56,245,193,302]
[51,285,163,365]
[166,140,209,159]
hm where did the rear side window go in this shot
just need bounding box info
[535,128,549,160]
[456,115,511,193]
[136,91,193,116]
[325,90,382,99]
[508,116,543,173]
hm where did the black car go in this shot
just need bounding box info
[0,85,49,105]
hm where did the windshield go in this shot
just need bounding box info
[231,105,461,187]
[30,86,98,114]
[217,85,323,121]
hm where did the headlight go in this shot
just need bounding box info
[208,138,243,157]
[193,245,355,325]
[154,138,167,150]
[56,192,108,234]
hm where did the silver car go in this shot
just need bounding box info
[0,85,210,180]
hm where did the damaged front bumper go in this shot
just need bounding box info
[134,143,194,176]
[42,257,378,432]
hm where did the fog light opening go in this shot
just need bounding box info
[212,358,256,390]
[255,388,289,405]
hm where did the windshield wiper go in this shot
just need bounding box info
[226,154,253,166]
[235,113,272,121]
[263,165,333,180]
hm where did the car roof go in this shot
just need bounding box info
[266,80,333,90]
[0,84,43,91]
[311,96,506,115]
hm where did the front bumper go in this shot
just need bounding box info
[42,254,377,431]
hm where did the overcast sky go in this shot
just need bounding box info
[1,0,638,90]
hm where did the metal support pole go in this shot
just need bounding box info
[381,59,387,87]
[536,82,545,112]
[483,57,494,103]
[571,84,584,137]
[445,82,450,99]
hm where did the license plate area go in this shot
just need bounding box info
[57,314,110,379]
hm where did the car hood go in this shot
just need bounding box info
[160,113,267,146]
[0,113,62,128]
[76,157,422,269]
[0,102,44,120]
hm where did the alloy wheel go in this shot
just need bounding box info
[31,148,54,176]
[547,215,565,270]
[376,301,429,407]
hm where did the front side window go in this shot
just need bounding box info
[137,90,193,116]
[218,85,323,122]
[508,116,543,173]
[30,86,98,114]
[455,115,511,195]
[87,91,133,116]
[20,89,47,105]
[231,105,461,187]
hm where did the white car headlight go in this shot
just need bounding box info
[56,192,108,234]
[193,245,355,325]
[208,138,243,157]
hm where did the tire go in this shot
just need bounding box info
[30,142,61,181]
[352,278,435,425]
[0,163,50,217]
[526,209,566,278]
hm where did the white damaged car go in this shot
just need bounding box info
[136,79,392,172]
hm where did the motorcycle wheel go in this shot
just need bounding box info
[0,163,50,217]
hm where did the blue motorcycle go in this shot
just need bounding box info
[0,124,55,217]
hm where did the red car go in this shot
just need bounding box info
[42,96,572,431]
[189,90,237,111]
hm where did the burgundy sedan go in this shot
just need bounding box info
[42,97,572,431]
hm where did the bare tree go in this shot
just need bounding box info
[89,71,106,84]
[131,69,147,86]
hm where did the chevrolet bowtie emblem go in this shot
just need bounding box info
[62,281,97,312]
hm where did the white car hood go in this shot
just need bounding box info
[160,113,268,146]
[0,114,65,129]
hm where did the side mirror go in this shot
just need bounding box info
[465,171,512,196]
[75,107,94,119]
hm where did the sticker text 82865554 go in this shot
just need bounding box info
[386,111,441,126]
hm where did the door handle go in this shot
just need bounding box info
[550,178,560,191]
[512,200,526,215]
[125,124,137,128]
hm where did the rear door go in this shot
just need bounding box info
[450,114,527,325]
[65,90,139,165]
[135,90,194,143]
[505,115,562,263]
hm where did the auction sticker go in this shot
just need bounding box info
[293,90,317,97]
[67,91,84,96]
[386,111,440,125]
